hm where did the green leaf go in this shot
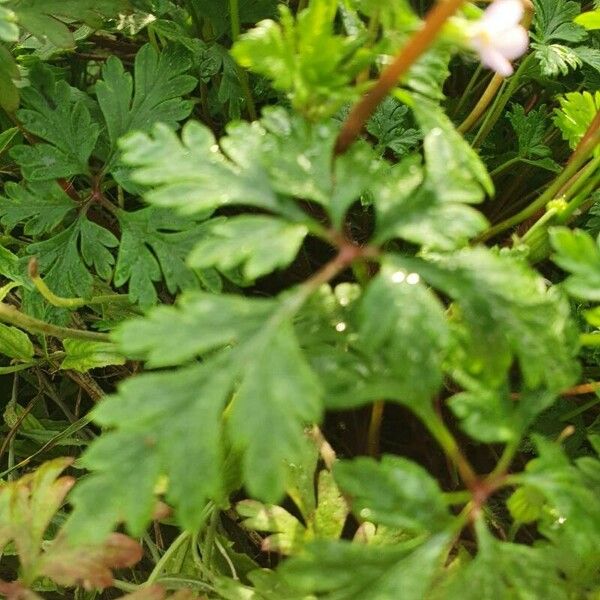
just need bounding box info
[60,339,125,372]
[255,109,378,227]
[449,385,558,443]
[0,1,18,42]
[550,227,600,300]
[333,456,451,534]
[366,97,420,158]
[231,2,371,119]
[114,207,216,308]
[373,156,488,250]
[507,486,545,523]
[400,248,579,391]
[506,104,560,168]
[575,9,600,30]
[28,217,118,298]
[402,45,451,101]
[189,0,277,38]
[574,46,600,73]
[281,534,452,600]
[230,319,323,499]
[113,292,273,368]
[122,108,375,228]
[372,98,491,249]
[0,181,75,235]
[95,44,196,169]
[532,43,582,76]
[553,91,600,153]
[434,518,569,600]
[66,430,161,543]
[188,216,308,281]
[8,0,130,48]
[11,75,99,180]
[517,436,600,561]
[237,500,307,555]
[0,126,17,156]
[312,470,347,541]
[533,0,587,44]
[356,260,449,406]
[0,44,20,113]
[71,290,323,537]
[0,322,34,360]
[412,97,493,204]
[68,364,229,540]
[120,121,279,215]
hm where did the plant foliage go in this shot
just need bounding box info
[0,0,599,598]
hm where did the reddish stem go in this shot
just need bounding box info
[335,0,466,154]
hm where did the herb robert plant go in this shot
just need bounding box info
[0,0,598,599]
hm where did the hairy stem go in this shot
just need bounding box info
[423,408,478,488]
[29,258,130,310]
[146,531,191,585]
[0,303,110,342]
[458,73,504,134]
[335,0,467,154]
[478,110,600,242]
[366,400,384,457]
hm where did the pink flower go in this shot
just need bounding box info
[469,0,529,77]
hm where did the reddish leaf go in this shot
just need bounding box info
[0,458,74,572]
[0,580,42,600]
[39,533,143,590]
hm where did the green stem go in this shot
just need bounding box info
[521,167,600,263]
[453,64,484,118]
[203,508,220,568]
[489,156,521,179]
[521,204,562,245]
[488,439,520,480]
[0,413,93,480]
[556,159,600,223]
[478,133,600,242]
[471,55,533,149]
[155,577,214,593]
[560,396,600,421]
[0,303,110,342]
[143,533,162,565]
[112,580,140,593]
[458,72,503,134]
[229,0,241,40]
[442,490,472,505]
[146,531,191,585]
[29,257,130,309]
[422,408,478,488]
[335,0,468,154]
[0,362,37,374]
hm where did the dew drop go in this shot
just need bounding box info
[335,322,347,332]
[406,272,420,285]
[391,270,406,283]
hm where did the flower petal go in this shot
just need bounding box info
[492,26,529,60]
[479,46,515,76]
[482,0,524,35]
